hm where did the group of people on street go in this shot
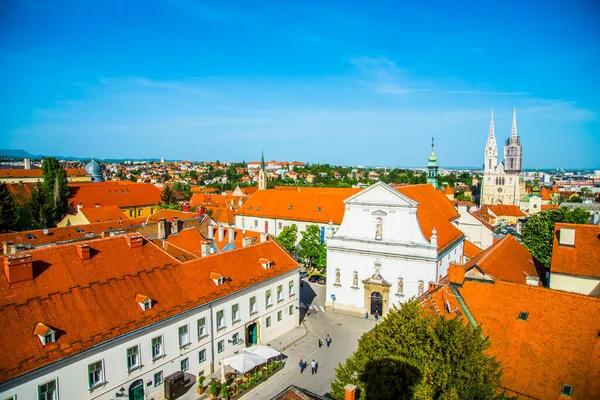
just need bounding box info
[365,311,379,321]
[299,335,333,375]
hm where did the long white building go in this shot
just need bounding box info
[0,234,299,400]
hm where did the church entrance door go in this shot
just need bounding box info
[370,292,383,315]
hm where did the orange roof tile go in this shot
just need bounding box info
[134,293,150,303]
[0,168,87,178]
[443,185,454,195]
[4,183,36,203]
[540,187,552,201]
[463,234,540,284]
[147,209,198,222]
[483,204,526,218]
[551,223,600,278]
[541,204,559,211]
[0,238,298,382]
[68,182,161,208]
[79,205,128,223]
[458,280,600,399]
[396,184,463,252]
[463,240,483,259]
[207,206,236,225]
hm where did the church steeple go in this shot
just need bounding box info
[484,109,498,173]
[427,137,439,189]
[260,149,265,172]
[258,149,267,190]
[510,106,518,139]
[504,107,522,173]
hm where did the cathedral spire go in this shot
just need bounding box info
[488,109,495,139]
[511,107,518,138]
[427,137,439,189]
[260,149,265,172]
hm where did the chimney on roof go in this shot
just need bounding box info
[218,225,224,242]
[24,158,31,170]
[171,217,180,234]
[260,232,267,243]
[197,207,205,218]
[125,233,143,249]
[4,253,33,286]
[344,384,357,400]
[243,237,252,248]
[158,218,170,240]
[76,244,91,261]
[228,226,234,244]
[207,224,214,240]
[201,240,212,257]
[76,203,83,212]
[3,241,14,255]
[558,227,575,246]
[448,263,465,285]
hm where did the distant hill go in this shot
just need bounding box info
[0,149,162,163]
[0,149,41,159]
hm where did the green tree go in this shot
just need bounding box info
[522,207,590,267]
[25,184,52,229]
[455,193,473,202]
[331,301,510,400]
[276,224,298,254]
[41,157,70,225]
[297,224,325,270]
[160,185,177,205]
[0,183,17,232]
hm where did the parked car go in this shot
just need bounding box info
[317,276,326,285]
[299,271,309,279]
[308,275,320,283]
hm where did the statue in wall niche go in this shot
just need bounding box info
[335,269,341,285]
[353,271,359,287]
[375,218,383,240]
[398,277,404,295]
[418,280,424,296]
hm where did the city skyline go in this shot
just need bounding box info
[1,0,599,168]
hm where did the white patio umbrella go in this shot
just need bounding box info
[220,362,226,385]
[221,352,267,374]
[243,345,281,360]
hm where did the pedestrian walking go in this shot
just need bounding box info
[311,360,316,375]
[375,311,379,321]
[365,311,369,320]
[315,362,319,374]
[326,334,332,347]
[299,359,306,373]
[318,338,323,348]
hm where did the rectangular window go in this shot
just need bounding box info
[265,290,272,307]
[289,280,295,296]
[137,209,142,216]
[126,345,139,370]
[129,210,134,217]
[199,349,206,363]
[88,360,103,388]
[277,285,283,302]
[179,325,189,347]
[197,317,206,339]
[38,379,57,400]
[154,371,163,387]
[266,316,271,328]
[289,305,294,315]
[152,336,163,359]
[232,332,239,344]
[277,310,282,321]
[278,222,282,229]
[232,304,239,323]
[216,310,225,329]
[181,358,189,372]
[250,296,257,314]
[218,340,225,353]
[254,220,258,227]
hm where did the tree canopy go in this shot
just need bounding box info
[276,224,298,254]
[297,224,326,270]
[0,183,17,232]
[331,301,510,400]
[522,207,590,267]
[41,157,70,226]
[160,185,178,205]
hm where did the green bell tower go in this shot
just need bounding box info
[427,137,439,189]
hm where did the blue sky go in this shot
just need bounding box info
[1,0,599,168]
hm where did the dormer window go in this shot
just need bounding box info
[259,258,271,270]
[135,294,153,311]
[248,206,252,210]
[34,322,56,346]
[210,272,224,286]
[317,207,321,212]
[518,311,529,321]
[256,207,261,211]
[561,384,573,397]
[288,205,293,210]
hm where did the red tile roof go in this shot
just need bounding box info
[236,188,361,225]
[463,240,483,259]
[551,223,600,278]
[396,184,463,252]
[462,234,540,284]
[79,205,128,223]
[0,168,87,178]
[207,206,236,225]
[482,204,526,218]
[67,182,162,208]
[540,188,552,201]
[443,185,454,195]
[0,238,298,382]
[458,280,600,399]
[4,183,36,203]
[147,209,198,222]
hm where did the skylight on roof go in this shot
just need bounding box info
[26,234,35,240]
[518,311,529,321]
[248,206,252,210]
[561,384,573,397]
[76,227,83,233]
[288,205,292,210]
[317,207,321,212]
[256,207,261,211]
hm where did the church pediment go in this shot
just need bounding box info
[345,181,418,207]
[362,269,392,287]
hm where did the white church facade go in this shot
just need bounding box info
[325,182,464,316]
[480,109,524,206]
